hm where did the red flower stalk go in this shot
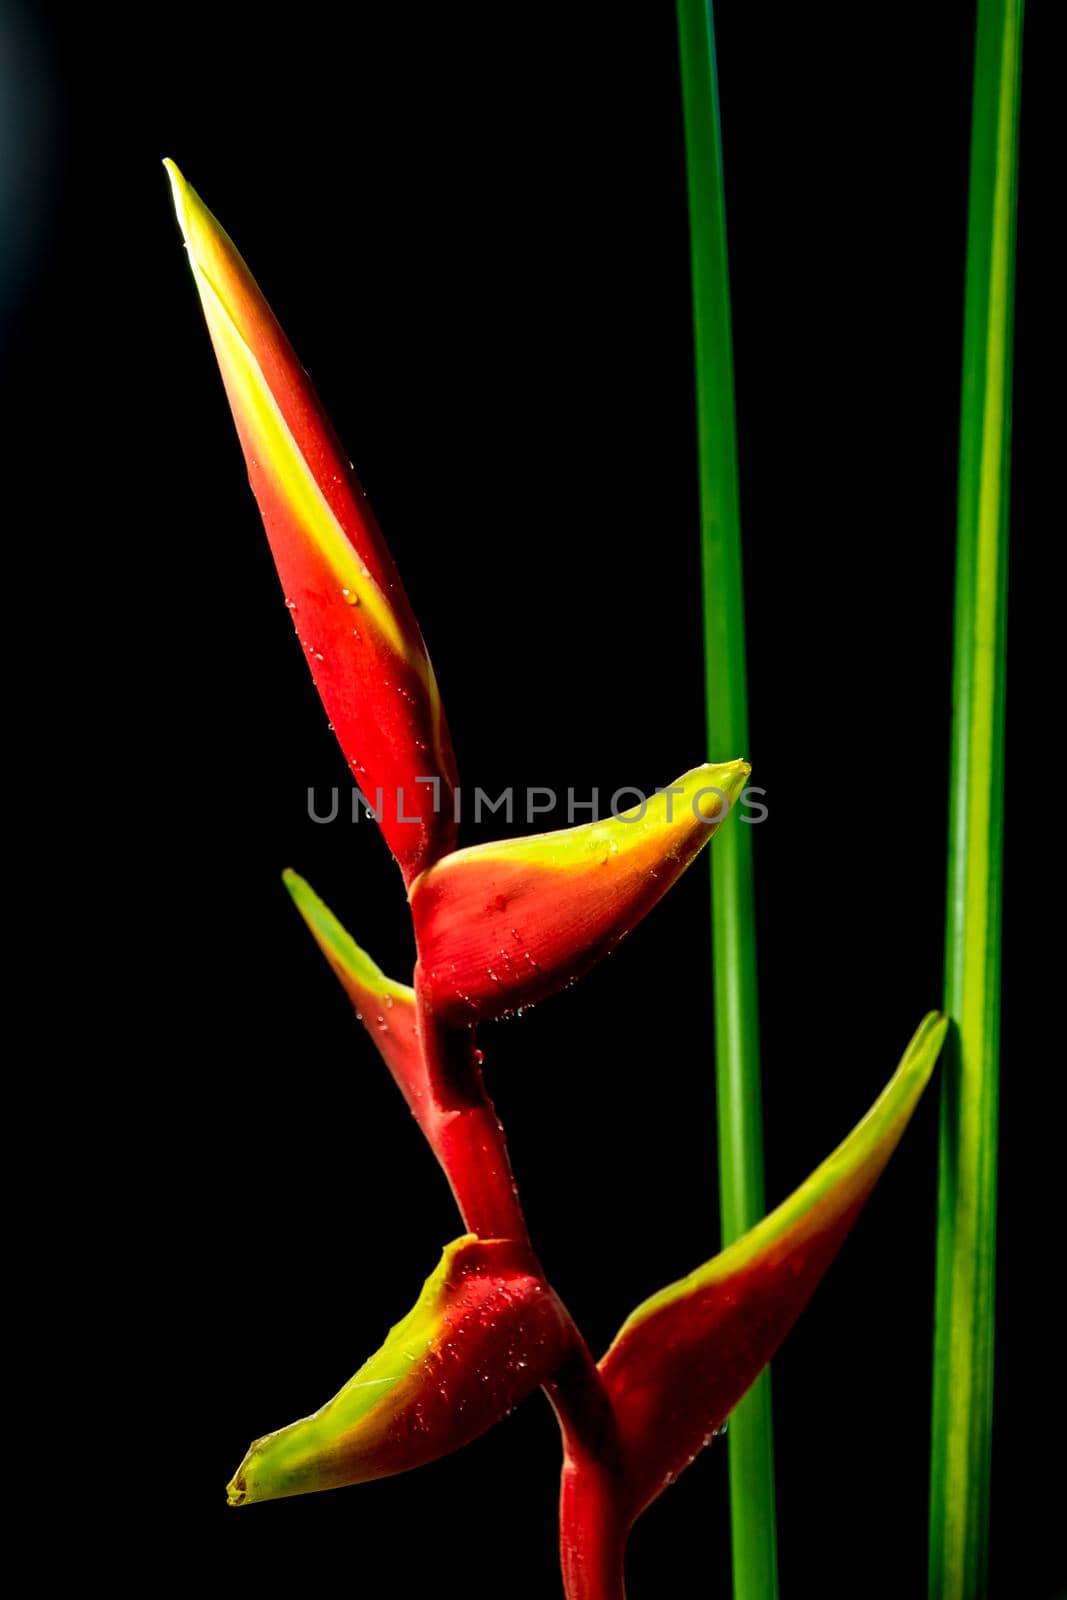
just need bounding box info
[168,162,946,1598]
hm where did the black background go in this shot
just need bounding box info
[11,2,1057,1595]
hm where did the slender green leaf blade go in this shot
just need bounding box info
[675,2,774,1593]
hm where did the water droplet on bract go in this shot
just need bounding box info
[376,1015,388,1031]
[384,995,394,1009]
[284,598,297,610]
[473,1048,485,1066]
[342,587,360,606]
[314,651,324,662]
[358,561,370,578]
[352,628,361,640]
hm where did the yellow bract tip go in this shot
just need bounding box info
[162,158,194,244]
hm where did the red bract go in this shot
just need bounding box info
[169,162,946,1599]
[409,761,750,1023]
[164,162,457,885]
[598,1012,947,1522]
[227,1236,572,1504]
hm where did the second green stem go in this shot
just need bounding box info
[676,4,778,1597]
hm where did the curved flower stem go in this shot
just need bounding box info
[549,1337,629,1600]
[415,967,629,1596]
[929,1,1023,1594]
[413,975,530,1244]
[557,1448,630,1600]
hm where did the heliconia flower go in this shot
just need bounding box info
[164,161,458,884]
[597,1011,948,1520]
[410,761,750,1024]
[227,1235,571,1505]
[283,869,529,1243]
[170,154,949,1599]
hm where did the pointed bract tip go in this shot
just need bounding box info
[162,159,214,267]
[704,757,749,776]
[282,868,320,919]
[915,1009,950,1055]
[226,1471,248,1507]
[162,158,189,227]
[691,758,750,818]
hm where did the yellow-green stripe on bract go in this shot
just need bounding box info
[411,761,751,1023]
[228,1236,571,1505]
[165,161,458,882]
[599,1013,948,1516]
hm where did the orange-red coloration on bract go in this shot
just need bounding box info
[165,161,457,884]
[597,1011,947,1518]
[411,761,749,1023]
[228,1237,570,1505]
[282,869,529,1242]
[282,869,425,1114]
[167,161,947,1600]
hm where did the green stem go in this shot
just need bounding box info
[676,6,777,1598]
[930,3,1022,1597]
